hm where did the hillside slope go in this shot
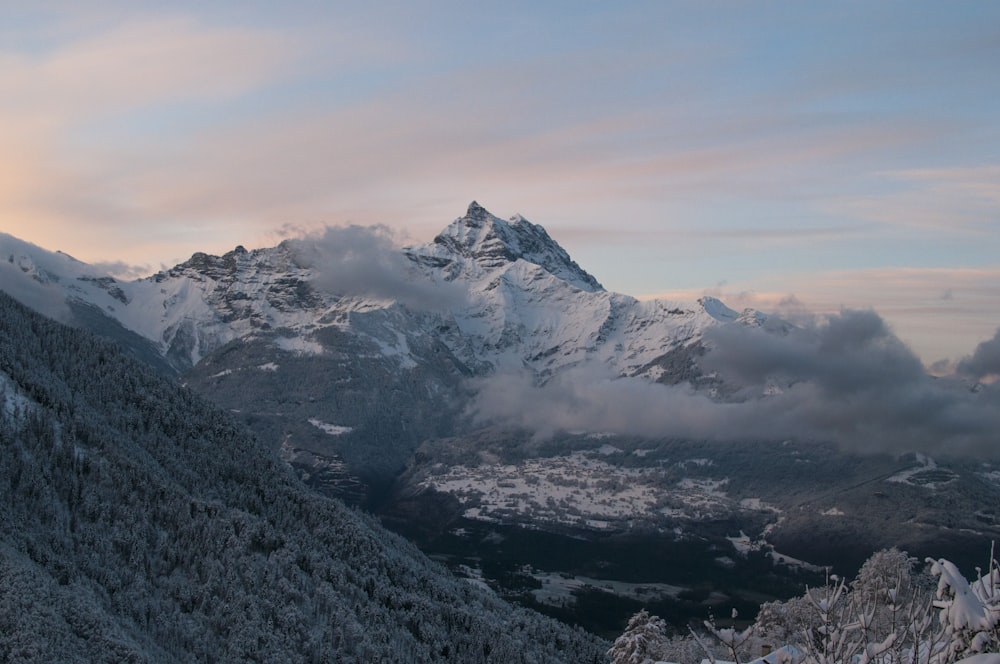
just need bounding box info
[0,292,606,662]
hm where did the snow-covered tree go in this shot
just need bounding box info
[928,552,999,661]
[613,546,1000,664]
[701,609,756,664]
[608,609,669,664]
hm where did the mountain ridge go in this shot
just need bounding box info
[0,203,750,380]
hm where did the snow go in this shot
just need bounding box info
[955,655,1000,664]
[420,453,759,529]
[820,507,845,516]
[0,371,35,418]
[308,419,353,436]
[423,454,662,528]
[739,498,782,513]
[887,455,958,489]
[980,470,1000,487]
[367,330,417,369]
[727,532,824,572]
[728,532,756,556]
[4,203,766,390]
[408,207,750,378]
[929,558,992,631]
[274,336,325,356]
[675,477,730,512]
[699,296,740,322]
[257,362,279,371]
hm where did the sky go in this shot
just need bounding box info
[1,2,998,366]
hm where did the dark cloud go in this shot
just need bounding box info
[702,310,998,455]
[286,225,467,311]
[703,309,926,396]
[469,309,1000,458]
[956,328,1000,381]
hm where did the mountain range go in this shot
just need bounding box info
[3,201,999,635]
[2,202,765,484]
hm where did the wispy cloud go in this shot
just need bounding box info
[0,16,297,118]
[829,165,1000,232]
[0,14,307,261]
[286,225,467,311]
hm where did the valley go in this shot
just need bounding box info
[383,431,1000,632]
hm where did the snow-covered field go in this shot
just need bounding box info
[887,454,958,489]
[308,418,354,436]
[419,451,779,530]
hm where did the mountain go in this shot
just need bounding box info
[4,202,999,636]
[0,291,607,662]
[2,202,749,379]
[0,203,759,491]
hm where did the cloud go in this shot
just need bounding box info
[957,328,1000,381]
[0,13,307,264]
[469,309,1000,457]
[0,16,298,119]
[0,260,72,323]
[639,267,1000,366]
[285,225,467,311]
[89,260,152,280]
[703,309,925,395]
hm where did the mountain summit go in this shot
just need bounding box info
[419,201,603,292]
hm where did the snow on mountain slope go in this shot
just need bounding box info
[402,202,762,379]
[412,200,603,292]
[2,203,764,381]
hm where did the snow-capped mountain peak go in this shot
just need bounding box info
[698,296,739,322]
[1,204,774,382]
[422,201,603,292]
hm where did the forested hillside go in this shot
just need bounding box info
[0,292,606,662]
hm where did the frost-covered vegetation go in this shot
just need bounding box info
[0,292,606,662]
[609,547,999,663]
